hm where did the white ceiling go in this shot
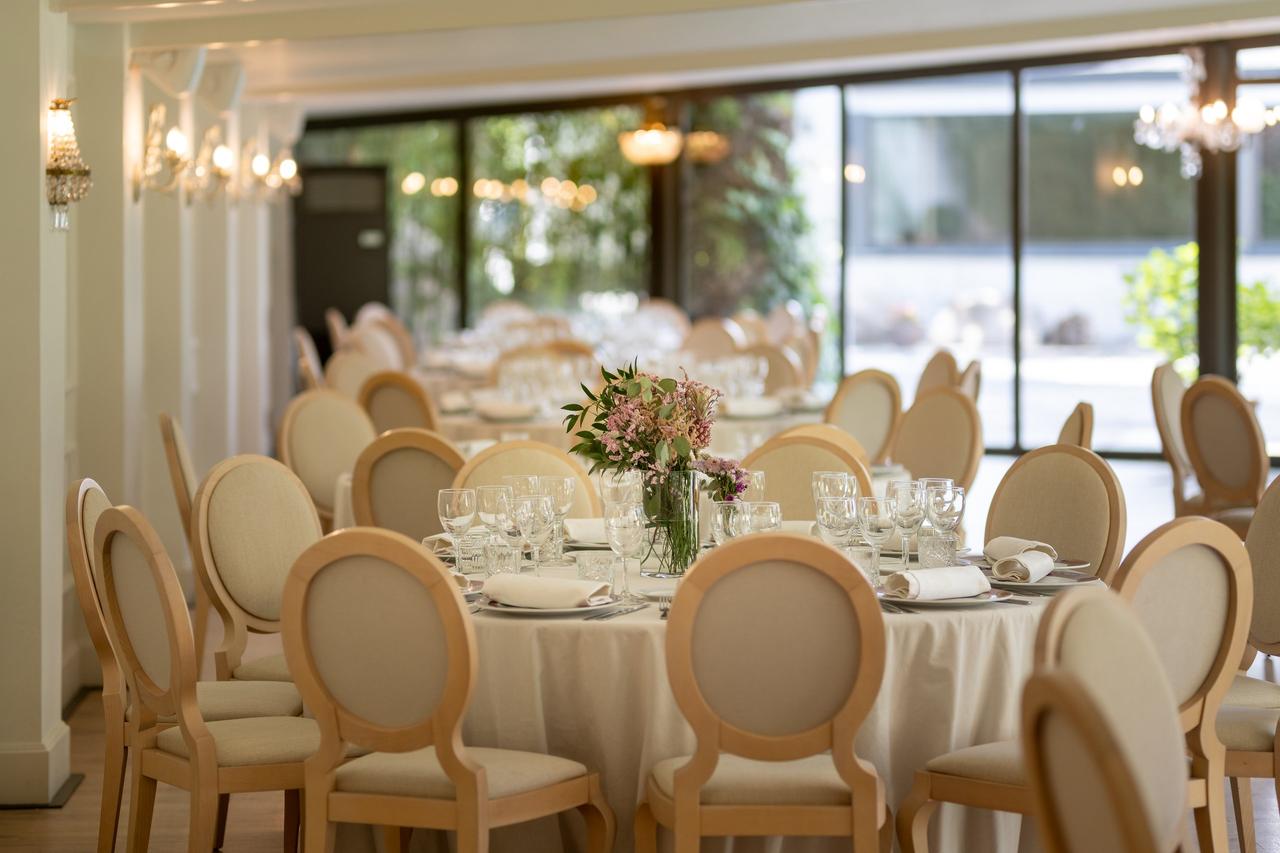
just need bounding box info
[58,0,1280,118]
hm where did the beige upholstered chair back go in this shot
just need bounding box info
[293,326,325,390]
[1027,589,1188,853]
[731,310,769,345]
[985,445,1126,580]
[194,454,323,637]
[790,332,819,387]
[1181,376,1268,508]
[638,298,692,338]
[66,479,125,697]
[682,317,747,359]
[915,349,959,400]
[1246,475,1280,652]
[358,370,439,433]
[744,343,804,395]
[742,434,873,518]
[479,298,536,329]
[324,348,385,398]
[1056,402,1094,450]
[159,413,199,539]
[823,369,901,465]
[353,429,467,541]
[1111,517,1251,733]
[493,341,597,380]
[298,357,323,391]
[776,423,870,466]
[325,308,349,350]
[766,301,807,346]
[453,440,601,517]
[958,360,982,401]
[348,322,404,372]
[282,529,475,755]
[1151,363,1191,477]
[665,534,883,791]
[891,388,982,489]
[279,389,377,517]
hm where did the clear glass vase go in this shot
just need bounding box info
[643,469,700,578]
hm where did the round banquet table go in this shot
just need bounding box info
[338,561,1044,853]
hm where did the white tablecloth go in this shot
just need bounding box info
[339,561,1042,853]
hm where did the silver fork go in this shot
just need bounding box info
[658,596,672,619]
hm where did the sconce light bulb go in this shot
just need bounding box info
[278,157,298,181]
[251,153,271,177]
[212,144,235,172]
[165,126,188,156]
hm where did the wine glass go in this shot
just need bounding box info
[816,496,858,548]
[857,495,897,585]
[513,495,555,576]
[711,500,743,546]
[926,484,966,534]
[812,471,857,517]
[605,501,647,601]
[437,489,477,568]
[476,485,514,540]
[890,480,925,567]
[600,470,643,506]
[537,475,577,567]
[746,501,782,533]
[502,474,541,498]
[741,470,767,502]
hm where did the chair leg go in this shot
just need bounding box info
[896,774,937,853]
[303,789,334,853]
[879,811,895,853]
[634,801,658,853]
[213,794,230,849]
[189,786,222,853]
[98,724,127,853]
[1231,777,1256,853]
[381,826,411,853]
[576,775,616,853]
[1193,772,1229,853]
[282,790,301,853]
[124,758,157,853]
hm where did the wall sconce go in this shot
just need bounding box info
[46,98,92,231]
[275,149,302,196]
[133,103,190,201]
[185,125,235,203]
[242,142,301,199]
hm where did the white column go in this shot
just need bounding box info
[236,108,272,455]
[0,0,72,805]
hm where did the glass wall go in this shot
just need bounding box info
[844,73,1016,447]
[466,105,649,323]
[1020,56,1194,451]
[295,122,459,345]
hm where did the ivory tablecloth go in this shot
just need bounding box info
[339,563,1042,853]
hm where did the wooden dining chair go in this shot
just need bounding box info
[352,429,467,541]
[638,297,692,338]
[682,317,747,359]
[984,444,1126,580]
[355,302,416,367]
[890,387,983,489]
[358,370,440,433]
[730,310,769,345]
[298,357,322,392]
[278,389,378,528]
[1056,402,1094,449]
[324,347,385,398]
[957,360,981,402]
[325,307,349,351]
[741,433,873,519]
[1182,375,1268,537]
[776,423,870,467]
[348,321,406,372]
[159,413,214,663]
[823,369,902,465]
[634,534,889,852]
[281,527,616,853]
[293,326,325,391]
[743,342,804,395]
[193,454,324,683]
[914,349,959,401]
[94,505,314,853]
[1021,590,1189,853]
[1151,363,1201,516]
[452,440,601,517]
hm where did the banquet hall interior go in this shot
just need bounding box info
[6,0,1280,851]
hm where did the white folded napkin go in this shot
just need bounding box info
[984,537,1058,583]
[882,565,991,601]
[984,536,1058,561]
[564,518,607,545]
[483,574,613,609]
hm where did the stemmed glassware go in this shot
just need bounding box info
[599,470,643,506]
[816,496,858,548]
[476,485,514,540]
[502,474,541,498]
[857,495,897,587]
[741,470,767,502]
[890,480,925,566]
[513,495,555,576]
[605,501,647,601]
[925,484,966,534]
[437,489,477,568]
[537,475,576,567]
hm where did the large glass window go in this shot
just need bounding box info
[683,87,843,381]
[466,106,649,323]
[844,73,1016,447]
[296,122,459,345]
[1020,56,1194,452]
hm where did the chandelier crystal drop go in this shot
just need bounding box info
[45,99,92,230]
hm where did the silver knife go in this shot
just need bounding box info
[586,604,649,621]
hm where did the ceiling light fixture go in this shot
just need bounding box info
[619,99,683,166]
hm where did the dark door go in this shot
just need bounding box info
[293,165,389,358]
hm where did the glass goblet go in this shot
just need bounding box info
[858,495,897,584]
[537,475,576,567]
[816,496,858,549]
[502,474,541,498]
[605,501,648,601]
[890,480,925,567]
[513,495,555,576]
[437,489,477,568]
[926,484,966,535]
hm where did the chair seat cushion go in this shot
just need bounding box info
[233,653,292,682]
[925,740,1023,786]
[650,754,851,806]
[1217,706,1280,752]
[334,747,586,800]
[1226,675,1280,709]
[155,717,320,767]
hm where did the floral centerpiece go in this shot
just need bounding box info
[563,362,747,575]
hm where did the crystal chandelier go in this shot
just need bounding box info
[1134,47,1278,179]
[45,99,91,230]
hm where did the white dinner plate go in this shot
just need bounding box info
[475,596,624,617]
[878,588,1015,608]
[983,569,1100,593]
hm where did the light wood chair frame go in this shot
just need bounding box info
[452,440,603,516]
[1056,402,1094,449]
[297,357,323,391]
[914,349,959,400]
[159,413,214,666]
[889,387,983,490]
[682,317,748,357]
[293,326,325,391]
[351,428,467,531]
[958,360,981,401]
[743,342,804,394]
[823,369,902,465]
[360,309,417,368]
[1151,363,1197,515]
[775,423,870,467]
[633,534,890,852]
[357,370,441,433]
[94,506,304,853]
[277,388,378,527]
[741,432,874,502]
[281,528,616,853]
[1181,375,1268,512]
[983,444,1127,582]
[325,308,348,351]
[324,347,384,397]
[192,454,323,682]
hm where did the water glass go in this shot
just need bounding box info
[484,539,521,576]
[890,481,925,565]
[513,495,555,576]
[845,544,881,589]
[437,489,477,567]
[477,485,514,538]
[711,500,744,546]
[456,530,490,574]
[745,501,782,533]
[919,529,959,569]
[858,496,897,583]
[605,501,647,600]
[538,475,576,566]
[815,496,858,548]
[926,484,966,534]
[600,470,643,506]
[741,470,767,502]
[502,474,541,498]
[576,552,617,589]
